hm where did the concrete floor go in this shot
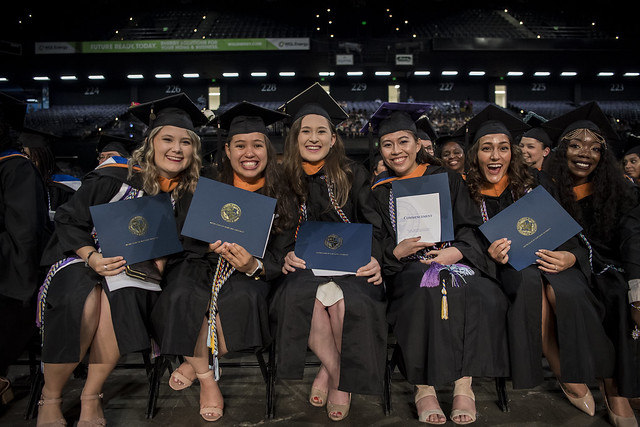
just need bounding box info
[0,351,634,427]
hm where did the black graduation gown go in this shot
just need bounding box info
[151,180,285,358]
[0,151,49,374]
[39,165,168,363]
[268,160,388,395]
[576,183,640,397]
[480,171,615,389]
[373,164,510,386]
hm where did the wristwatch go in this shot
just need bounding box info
[246,259,264,278]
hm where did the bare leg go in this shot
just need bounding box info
[184,316,224,419]
[37,286,101,426]
[307,299,349,408]
[310,299,345,405]
[79,289,120,423]
[542,284,589,398]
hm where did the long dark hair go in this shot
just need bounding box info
[380,130,443,176]
[219,133,295,233]
[544,132,636,240]
[282,115,352,207]
[466,140,536,204]
[25,146,56,184]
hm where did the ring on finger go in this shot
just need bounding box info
[104,265,108,271]
[554,265,558,271]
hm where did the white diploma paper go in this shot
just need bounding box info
[396,193,441,243]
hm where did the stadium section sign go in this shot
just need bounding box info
[35,38,310,54]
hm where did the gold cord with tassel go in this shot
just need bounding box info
[440,276,448,320]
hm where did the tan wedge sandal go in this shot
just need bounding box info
[450,377,477,425]
[415,385,446,425]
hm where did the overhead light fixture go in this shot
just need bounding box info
[414,71,430,76]
[318,71,335,76]
[597,72,614,77]
[33,76,50,81]
[441,71,458,76]
[0,77,7,82]
[60,75,78,80]
[624,72,639,77]
[347,71,363,76]
[88,75,105,80]
[375,71,391,76]
[155,73,172,79]
[279,71,295,77]
[127,74,144,79]
[251,72,267,77]
[183,73,200,78]
[222,72,239,77]
[560,71,577,77]
[534,71,550,77]
[468,71,485,76]
[507,71,523,76]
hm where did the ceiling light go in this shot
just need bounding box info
[534,71,550,77]
[624,72,639,77]
[561,71,577,77]
[414,71,430,76]
[33,76,50,81]
[222,72,239,77]
[251,72,268,77]
[318,71,335,77]
[88,75,105,80]
[60,75,77,80]
[0,77,7,82]
[155,73,172,79]
[507,71,523,76]
[468,71,485,76]
[441,71,458,76]
[375,71,391,76]
[347,71,363,76]
[127,74,144,79]
[183,73,200,78]
[279,71,295,77]
[597,72,614,77]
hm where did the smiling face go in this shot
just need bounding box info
[420,138,434,156]
[624,153,640,180]
[297,114,336,162]
[379,130,421,177]
[152,125,194,178]
[477,133,512,184]
[225,132,268,181]
[441,140,465,173]
[519,136,550,169]
[564,131,603,185]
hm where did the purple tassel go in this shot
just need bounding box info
[420,262,474,288]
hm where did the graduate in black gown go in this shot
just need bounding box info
[96,134,138,166]
[18,127,80,223]
[463,104,616,421]
[542,101,640,427]
[36,93,206,427]
[368,103,509,425]
[269,83,386,421]
[0,92,49,406]
[151,102,292,422]
[623,134,640,183]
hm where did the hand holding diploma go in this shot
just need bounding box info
[210,240,259,274]
[393,237,434,260]
[488,238,511,265]
[356,257,382,285]
[282,250,306,274]
[535,249,576,273]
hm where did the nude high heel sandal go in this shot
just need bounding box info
[450,377,477,425]
[415,385,446,425]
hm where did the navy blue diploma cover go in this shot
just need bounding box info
[180,177,277,258]
[479,186,583,271]
[295,221,372,274]
[89,193,183,265]
[391,172,455,243]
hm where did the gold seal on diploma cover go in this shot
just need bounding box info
[128,215,149,236]
[221,203,241,223]
[324,234,343,250]
[516,217,537,236]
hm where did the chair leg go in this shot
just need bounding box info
[265,341,276,419]
[495,377,510,412]
[24,364,43,420]
[255,349,269,384]
[146,355,170,419]
[383,358,393,415]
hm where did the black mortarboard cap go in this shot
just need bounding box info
[624,133,640,156]
[521,127,552,149]
[17,127,59,149]
[0,92,27,130]
[361,102,432,136]
[451,104,530,147]
[218,101,289,138]
[415,114,438,141]
[129,93,210,132]
[279,83,348,126]
[541,101,621,151]
[96,133,139,157]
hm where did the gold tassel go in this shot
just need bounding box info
[441,277,448,320]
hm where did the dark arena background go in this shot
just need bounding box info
[2,0,639,175]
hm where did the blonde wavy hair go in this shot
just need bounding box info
[128,126,202,198]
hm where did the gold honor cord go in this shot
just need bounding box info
[207,256,235,380]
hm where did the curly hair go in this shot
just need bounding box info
[217,133,296,233]
[543,130,636,240]
[465,140,536,204]
[282,115,352,208]
[128,126,202,199]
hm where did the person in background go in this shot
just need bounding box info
[437,134,467,177]
[35,93,206,427]
[623,133,640,183]
[543,101,640,427]
[0,92,49,408]
[96,133,138,166]
[416,115,438,157]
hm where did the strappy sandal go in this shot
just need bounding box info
[196,370,223,422]
[415,385,446,425]
[450,377,477,425]
[169,363,197,391]
[77,393,106,427]
[327,392,351,422]
[0,377,14,405]
[36,394,67,426]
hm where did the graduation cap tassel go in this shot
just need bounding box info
[441,277,449,320]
